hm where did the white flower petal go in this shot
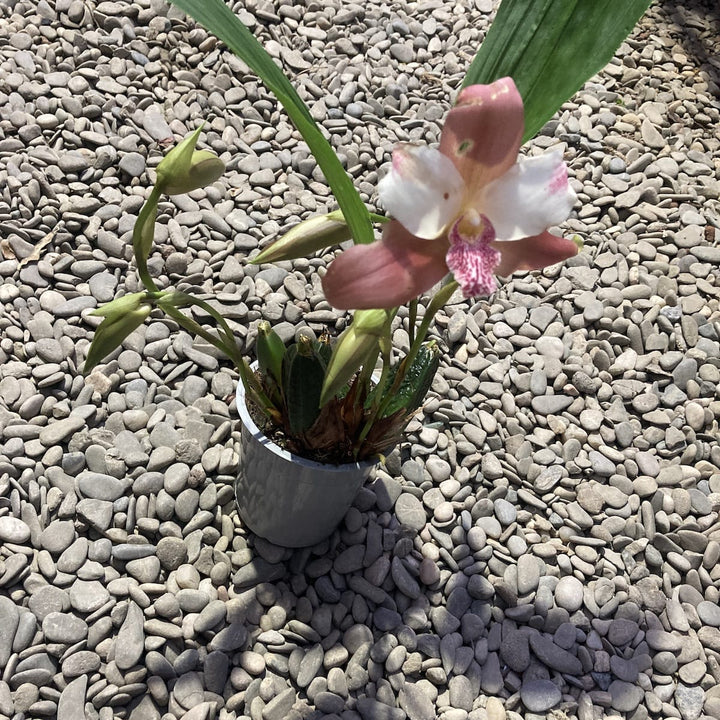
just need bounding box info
[378,144,465,240]
[480,151,577,242]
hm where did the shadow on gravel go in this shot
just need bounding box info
[658,0,720,89]
[226,504,679,719]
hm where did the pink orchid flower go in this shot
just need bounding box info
[322,77,578,310]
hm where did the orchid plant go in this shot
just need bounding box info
[85,0,651,463]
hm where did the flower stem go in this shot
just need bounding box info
[408,299,418,347]
[132,186,162,294]
[160,302,239,368]
[356,331,393,454]
[371,279,458,423]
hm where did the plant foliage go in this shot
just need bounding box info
[464,0,652,142]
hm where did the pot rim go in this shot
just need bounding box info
[235,372,376,472]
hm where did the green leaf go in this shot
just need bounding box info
[463,0,651,142]
[167,0,373,245]
[367,341,440,418]
[283,337,326,435]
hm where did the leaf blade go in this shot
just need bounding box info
[464,0,652,142]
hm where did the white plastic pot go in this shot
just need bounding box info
[234,377,376,548]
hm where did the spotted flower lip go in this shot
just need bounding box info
[322,77,579,310]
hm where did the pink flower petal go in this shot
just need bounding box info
[494,232,580,277]
[322,222,449,310]
[481,151,577,241]
[439,78,524,190]
[378,145,465,240]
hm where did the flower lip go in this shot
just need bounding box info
[445,212,501,297]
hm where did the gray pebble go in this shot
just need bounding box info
[395,493,426,531]
[119,152,146,177]
[520,679,561,713]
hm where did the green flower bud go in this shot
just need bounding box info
[256,321,286,388]
[84,303,152,373]
[253,210,353,264]
[320,309,391,405]
[90,292,149,320]
[155,127,225,196]
[353,308,389,335]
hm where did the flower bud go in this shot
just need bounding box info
[85,303,152,373]
[156,127,224,196]
[353,308,389,335]
[320,309,390,405]
[89,291,149,320]
[253,210,354,264]
[256,321,286,388]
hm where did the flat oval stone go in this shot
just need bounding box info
[116,602,145,670]
[645,629,683,652]
[521,679,561,712]
[395,494,426,531]
[529,633,582,675]
[38,415,86,447]
[554,576,584,612]
[62,650,101,677]
[77,471,129,501]
[608,680,644,712]
[39,520,75,554]
[68,580,109,613]
[42,612,88,644]
[0,516,31,543]
[607,619,638,646]
[697,601,720,627]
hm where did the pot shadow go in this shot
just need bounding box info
[219,470,704,720]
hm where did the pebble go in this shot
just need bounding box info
[609,680,644,712]
[529,634,582,675]
[520,679,562,713]
[38,415,85,446]
[0,516,31,543]
[1,3,719,720]
[493,498,517,525]
[57,676,87,720]
[115,602,145,670]
[554,576,584,612]
[674,684,704,720]
[697,601,720,627]
[395,494,426,531]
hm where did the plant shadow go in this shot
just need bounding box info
[214,465,704,719]
[656,0,720,90]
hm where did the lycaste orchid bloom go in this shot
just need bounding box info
[322,77,578,309]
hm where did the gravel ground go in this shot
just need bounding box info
[1,0,719,719]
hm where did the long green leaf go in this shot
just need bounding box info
[167,0,373,245]
[283,339,325,435]
[464,0,651,142]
